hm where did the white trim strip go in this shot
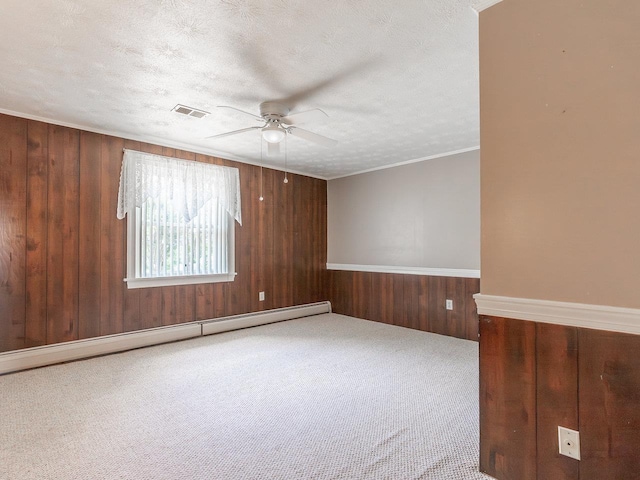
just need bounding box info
[327,263,480,279]
[201,302,331,335]
[0,324,202,376]
[474,294,640,335]
[0,302,332,375]
[471,0,504,14]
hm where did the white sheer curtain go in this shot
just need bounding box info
[117,149,242,225]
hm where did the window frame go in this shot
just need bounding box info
[125,202,236,289]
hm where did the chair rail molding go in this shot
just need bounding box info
[327,263,480,279]
[474,294,640,335]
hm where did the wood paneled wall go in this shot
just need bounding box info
[0,114,327,353]
[479,315,640,480]
[328,270,480,341]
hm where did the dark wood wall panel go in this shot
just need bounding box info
[246,162,261,313]
[78,131,102,340]
[536,323,579,480]
[446,277,466,338]
[579,329,640,480]
[464,278,480,340]
[328,270,353,317]
[25,120,49,347]
[0,113,328,352]
[427,276,447,335]
[273,170,293,309]
[233,159,254,315]
[0,115,27,352]
[257,167,274,311]
[368,273,399,325]
[328,270,480,341]
[314,177,327,304]
[479,316,537,480]
[403,275,428,331]
[100,135,125,337]
[292,174,326,306]
[480,315,640,480]
[46,125,80,344]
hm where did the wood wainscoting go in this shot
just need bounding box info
[479,315,640,480]
[328,270,480,341]
[0,113,327,353]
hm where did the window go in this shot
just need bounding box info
[117,150,242,289]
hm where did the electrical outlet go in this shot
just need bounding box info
[445,299,453,310]
[558,426,581,460]
[259,291,265,302]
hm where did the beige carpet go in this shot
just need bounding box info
[0,313,491,480]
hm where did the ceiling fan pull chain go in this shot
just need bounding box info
[259,138,264,201]
[284,134,289,184]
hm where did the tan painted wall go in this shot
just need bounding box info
[480,0,640,308]
[328,150,480,270]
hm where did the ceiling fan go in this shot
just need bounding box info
[207,101,338,156]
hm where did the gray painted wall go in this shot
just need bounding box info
[327,150,480,270]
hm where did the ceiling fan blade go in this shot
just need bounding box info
[233,40,379,109]
[216,106,264,122]
[206,126,261,139]
[267,141,281,157]
[288,127,338,148]
[233,45,285,95]
[281,109,329,126]
[276,59,378,108]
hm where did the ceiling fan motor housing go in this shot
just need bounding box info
[259,101,290,121]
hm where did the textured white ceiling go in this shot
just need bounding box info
[0,0,479,179]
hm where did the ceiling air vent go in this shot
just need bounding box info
[171,104,210,118]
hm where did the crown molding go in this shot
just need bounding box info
[326,146,480,181]
[0,108,326,180]
[471,0,504,15]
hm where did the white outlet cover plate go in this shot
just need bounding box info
[558,426,581,460]
[445,299,453,310]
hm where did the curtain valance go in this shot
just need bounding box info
[117,149,242,225]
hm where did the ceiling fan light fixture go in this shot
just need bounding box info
[262,125,286,143]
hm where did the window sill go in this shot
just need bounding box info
[125,273,236,289]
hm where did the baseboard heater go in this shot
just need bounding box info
[0,302,331,375]
[200,302,330,335]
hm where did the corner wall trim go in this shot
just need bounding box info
[327,263,480,279]
[0,302,332,375]
[474,294,640,335]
